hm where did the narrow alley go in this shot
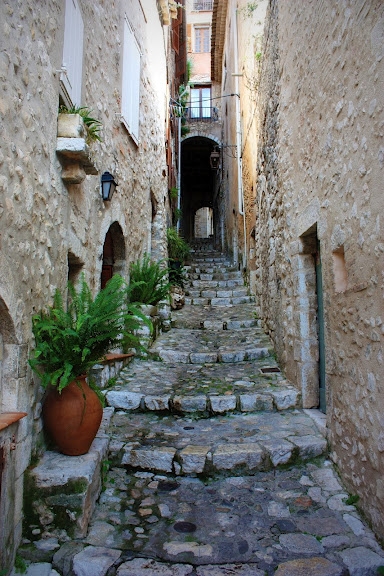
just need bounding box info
[19,245,384,575]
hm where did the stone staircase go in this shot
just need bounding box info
[20,247,384,576]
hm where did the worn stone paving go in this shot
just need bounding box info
[18,248,384,576]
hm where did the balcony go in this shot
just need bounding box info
[185,106,219,122]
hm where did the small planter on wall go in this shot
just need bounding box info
[56,113,98,184]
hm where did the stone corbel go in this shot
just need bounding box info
[56,114,98,184]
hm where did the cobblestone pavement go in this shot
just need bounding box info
[18,249,384,576]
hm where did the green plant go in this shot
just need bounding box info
[173,208,182,225]
[170,186,179,201]
[344,494,360,506]
[58,105,102,143]
[128,254,171,306]
[29,274,147,392]
[14,555,27,574]
[167,227,190,262]
[377,567,384,575]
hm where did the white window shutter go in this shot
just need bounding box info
[121,18,140,143]
[62,0,84,106]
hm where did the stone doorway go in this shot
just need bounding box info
[101,222,126,289]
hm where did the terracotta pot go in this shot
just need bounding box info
[42,376,103,456]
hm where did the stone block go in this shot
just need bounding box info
[123,446,176,473]
[190,352,218,364]
[72,545,121,576]
[287,434,327,459]
[211,297,231,306]
[245,347,269,360]
[27,438,109,538]
[179,445,210,474]
[209,395,236,413]
[259,438,294,466]
[144,395,171,411]
[275,557,344,576]
[338,546,384,576]
[271,389,299,410]
[172,395,207,413]
[239,393,274,412]
[212,443,263,471]
[219,350,246,362]
[159,350,190,363]
[105,390,142,410]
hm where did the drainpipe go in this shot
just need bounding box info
[233,4,247,269]
[176,85,188,234]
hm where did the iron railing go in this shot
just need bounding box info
[193,0,213,10]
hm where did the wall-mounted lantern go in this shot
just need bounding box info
[101,171,118,201]
[209,147,220,170]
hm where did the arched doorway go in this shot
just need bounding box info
[180,136,221,244]
[101,222,126,288]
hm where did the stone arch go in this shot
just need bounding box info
[100,221,126,288]
[181,135,222,243]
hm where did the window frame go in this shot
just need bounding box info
[194,25,210,53]
[121,16,141,145]
[61,0,84,107]
[189,86,212,119]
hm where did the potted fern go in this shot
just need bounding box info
[29,274,147,455]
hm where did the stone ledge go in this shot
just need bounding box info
[25,409,113,539]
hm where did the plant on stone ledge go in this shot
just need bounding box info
[58,105,103,143]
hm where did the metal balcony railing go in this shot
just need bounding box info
[185,107,219,121]
[193,0,213,11]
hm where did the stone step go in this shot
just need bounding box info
[187,265,238,274]
[190,271,243,281]
[185,295,255,307]
[109,410,327,476]
[149,328,272,363]
[170,302,260,330]
[105,358,300,415]
[190,278,244,288]
[186,288,249,299]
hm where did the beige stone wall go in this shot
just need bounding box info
[254,0,384,540]
[0,0,170,570]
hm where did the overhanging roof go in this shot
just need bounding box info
[211,0,228,83]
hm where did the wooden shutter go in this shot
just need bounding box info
[62,0,84,106]
[121,18,141,144]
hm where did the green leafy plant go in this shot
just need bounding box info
[173,208,183,225]
[377,567,384,575]
[344,494,360,506]
[167,227,190,262]
[14,555,27,574]
[170,186,179,201]
[29,274,148,392]
[128,254,171,306]
[58,105,102,143]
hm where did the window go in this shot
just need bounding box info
[194,26,210,53]
[121,18,141,144]
[190,86,211,119]
[193,0,213,10]
[61,0,84,106]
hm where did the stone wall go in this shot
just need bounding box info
[254,0,384,541]
[0,0,170,571]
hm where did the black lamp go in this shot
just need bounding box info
[209,147,220,170]
[101,171,117,201]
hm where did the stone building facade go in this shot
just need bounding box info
[212,0,384,542]
[0,1,183,571]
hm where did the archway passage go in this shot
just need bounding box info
[101,222,126,289]
[180,136,219,244]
